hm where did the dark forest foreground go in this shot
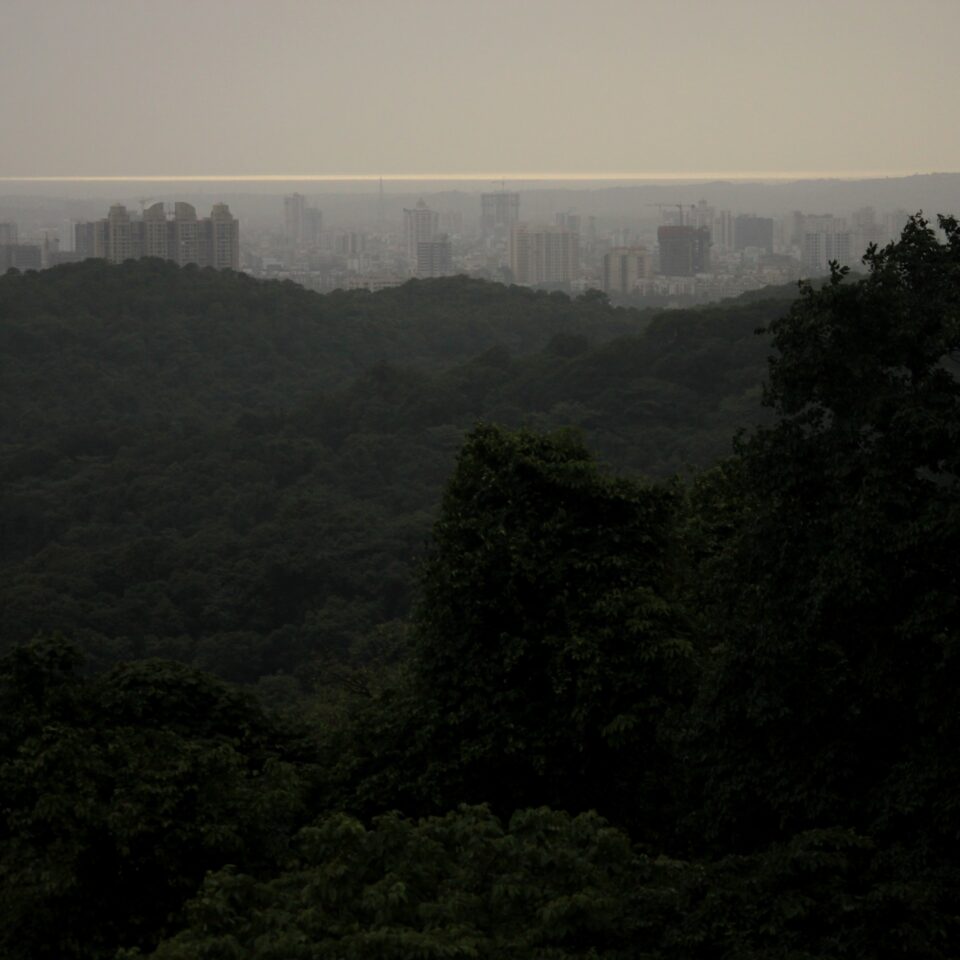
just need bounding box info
[1,218,959,958]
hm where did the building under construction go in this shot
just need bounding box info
[657,225,711,276]
[481,192,520,240]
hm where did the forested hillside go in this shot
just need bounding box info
[0,259,780,682]
[4,218,959,960]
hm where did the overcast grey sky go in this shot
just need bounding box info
[1,0,957,179]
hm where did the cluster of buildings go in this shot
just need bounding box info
[0,221,72,271]
[74,202,239,270]
[403,199,452,276]
[1,201,241,274]
[246,190,914,304]
[0,222,37,270]
[2,189,917,308]
[599,203,910,301]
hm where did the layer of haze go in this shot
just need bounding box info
[2,0,958,179]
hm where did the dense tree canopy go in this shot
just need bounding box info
[141,806,649,960]
[693,215,960,850]
[0,637,317,960]
[0,261,778,684]
[407,425,690,831]
[3,219,960,958]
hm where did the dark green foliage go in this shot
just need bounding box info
[692,217,960,855]
[135,823,960,960]
[0,637,316,960]
[5,218,960,958]
[666,828,957,960]
[382,425,692,834]
[0,260,776,682]
[142,806,651,960]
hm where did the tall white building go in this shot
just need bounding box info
[106,204,137,264]
[713,211,735,252]
[142,202,170,259]
[801,215,852,276]
[208,203,240,270]
[171,202,201,266]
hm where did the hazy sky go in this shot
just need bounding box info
[2,0,958,179]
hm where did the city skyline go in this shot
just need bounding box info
[0,174,938,293]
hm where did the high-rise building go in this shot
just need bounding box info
[335,232,368,256]
[556,211,581,234]
[882,210,910,244]
[713,210,735,251]
[802,229,852,275]
[657,225,710,276]
[74,203,239,269]
[106,204,137,263]
[142,202,170,260]
[403,199,438,264]
[481,192,519,239]
[284,193,305,244]
[171,202,201,266]
[851,206,883,251]
[40,233,60,268]
[74,220,106,259]
[205,203,241,270]
[789,211,806,248]
[0,222,19,246]
[602,246,651,295]
[734,215,774,253]
[416,235,453,277]
[284,193,322,248]
[687,200,715,230]
[0,244,41,270]
[509,223,579,286]
[798,214,852,275]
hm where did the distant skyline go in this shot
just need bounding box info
[2,0,958,179]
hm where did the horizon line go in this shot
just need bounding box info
[0,169,950,184]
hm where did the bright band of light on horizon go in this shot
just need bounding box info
[0,170,942,184]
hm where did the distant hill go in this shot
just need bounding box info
[3,172,959,228]
[0,259,787,683]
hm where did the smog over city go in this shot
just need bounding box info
[2,2,960,958]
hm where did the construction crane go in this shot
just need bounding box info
[645,202,685,225]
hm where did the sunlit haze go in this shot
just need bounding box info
[1,0,958,179]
